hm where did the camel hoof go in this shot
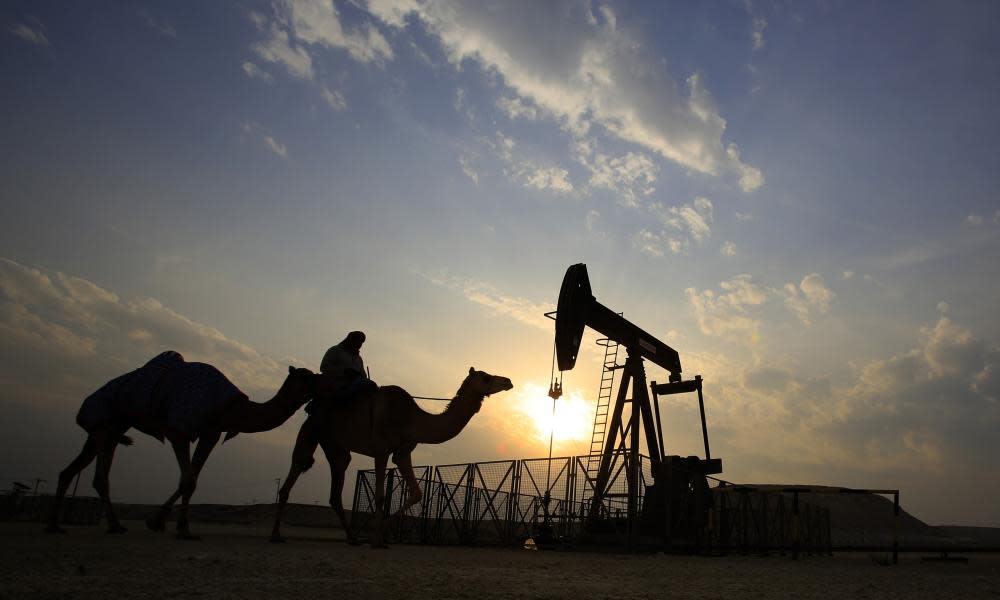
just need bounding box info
[146,518,166,533]
[269,536,286,544]
[347,538,362,547]
[107,525,128,534]
[44,525,67,534]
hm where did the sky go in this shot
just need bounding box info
[1,0,998,527]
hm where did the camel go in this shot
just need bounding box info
[46,351,333,539]
[269,367,513,547]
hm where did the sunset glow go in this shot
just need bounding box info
[512,382,596,452]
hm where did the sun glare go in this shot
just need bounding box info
[514,382,595,450]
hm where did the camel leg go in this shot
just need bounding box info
[93,430,126,534]
[269,419,321,543]
[390,453,422,520]
[371,453,389,549]
[320,443,357,545]
[45,434,99,533]
[146,436,196,538]
[174,431,220,540]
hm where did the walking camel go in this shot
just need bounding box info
[46,351,333,539]
[269,367,513,547]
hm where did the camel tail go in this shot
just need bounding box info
[224,431,239,443]
[118,435,134,446]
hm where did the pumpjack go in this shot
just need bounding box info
[551,263,722,550]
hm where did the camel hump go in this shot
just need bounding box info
[144,350,185,370]
[377,385,417,409]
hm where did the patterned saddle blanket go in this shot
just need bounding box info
[76,351,247,440]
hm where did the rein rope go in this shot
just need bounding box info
[412,374,497,402]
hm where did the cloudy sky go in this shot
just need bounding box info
[2,1,998,526]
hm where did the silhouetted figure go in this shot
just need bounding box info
[320,331,366,382]
[46,351,333,539]
[270,367,513,547]
[309,331,374,417]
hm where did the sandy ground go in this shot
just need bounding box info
[2,521,998,599]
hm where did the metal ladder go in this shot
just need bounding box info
[585,338,620,480]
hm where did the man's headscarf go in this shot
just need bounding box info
[341,331,366,352]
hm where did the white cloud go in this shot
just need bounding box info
[252,24,314,79]
[496,95,539,120]
[585,209,607,239]
[7,21,49,46]
[735,211,754,222]
[651,196,713,243]
[490,131,574,194]
[685,274,767,340]
[523,166,573,193]
[842,270,854,280]
[574,140,657,207]
[242,61,274,82]
[845,313,999,441]
[242,122,288,157]
[632,230,665,258]
[280,0,393,66]
[423,271,552,330]
[688,310,1000,522]
[458,152,479,186]
[321,87,347,110]
[363,0,763,192]
[0,258,290,397]
[721,241,736,257]
[263,135,288,157]
[687,272,835,338]
[751,17,767,50]
[138,10,176,38]
[726,143,764,193]
[783,273,834,325]
[966,214,983,226]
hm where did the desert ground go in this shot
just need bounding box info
[2,521,998,599]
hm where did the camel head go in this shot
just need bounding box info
[459,367,513,411]
[279,365,334,407]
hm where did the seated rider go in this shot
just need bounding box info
[320,330,367,396]
[306,331,374,421]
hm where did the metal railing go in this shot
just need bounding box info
[351,454,838,556]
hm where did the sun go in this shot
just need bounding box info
[513,382,595,450]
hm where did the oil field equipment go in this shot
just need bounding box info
[549,263,721,550]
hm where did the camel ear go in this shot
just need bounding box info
[469,366,474,375]
[288,365,294,374]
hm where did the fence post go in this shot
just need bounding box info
[792,490,800,561]
[893,491,899,565]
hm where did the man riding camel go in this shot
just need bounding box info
[292,331,374,477]
[306,331,374,421]
[321,330,366,388]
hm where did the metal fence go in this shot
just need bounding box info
[351,454,836,555]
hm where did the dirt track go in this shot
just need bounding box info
[2,522,998,599]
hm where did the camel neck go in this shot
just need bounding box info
[220,388,304,434]
[413,387,484,445]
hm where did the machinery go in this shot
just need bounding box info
[551,263,722,550]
